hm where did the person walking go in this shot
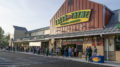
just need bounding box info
[88,46,92,62]
[51,48,53,56]
[94,46,97,56]
[56,48,59,56]
[74,48,77,57]
[46,48,49,56]
[68,47,72,57]
[72,47,74,57]
[64,47,67,57]
[85,46,89,61]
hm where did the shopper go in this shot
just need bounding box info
[68,47,72,57]
[33,47,36,54]
[46,48,49,56]
[88,46,92,61]
[93,46,97,56]
[56,48,59,56]
[51,48,53,56]
[85,46,89,61]
[74,48,77,57]
[64,47,67,57]
[72,47,74,57]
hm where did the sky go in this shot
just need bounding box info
[0,0,120,34]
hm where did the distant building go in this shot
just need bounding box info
[9,26,50,48]
[9,26,27,47]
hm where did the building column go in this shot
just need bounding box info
[104,38,109,61]
[104,35,115,61]
[49,38,55,51]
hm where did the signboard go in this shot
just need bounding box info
[90,56,104,63]
[55,9,91,27]
[92,57,101,62]
[29,42,41,47]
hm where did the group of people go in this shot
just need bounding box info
[6,45,98,61]
[63,47,77,57]
[85,46,97,61]
[50,47,77,57]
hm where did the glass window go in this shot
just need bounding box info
[116,45,120,51]
[115,36,120,51]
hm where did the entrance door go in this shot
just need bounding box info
[67,44,76,48]
[62,44,76,50]
[77,45,83,52]
[41,42,49,48]
[83,41,92,53]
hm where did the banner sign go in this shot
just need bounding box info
[90,56,104,63]
[55,9,91,27]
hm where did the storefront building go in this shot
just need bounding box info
[9,26,50,51]
[50,0,120,61]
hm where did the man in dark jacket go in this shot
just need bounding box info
[88,46,92,61]
[85,46,89,61]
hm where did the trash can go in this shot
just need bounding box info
[90,56,104,63]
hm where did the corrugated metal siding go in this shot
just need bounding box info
[50,0,106,34]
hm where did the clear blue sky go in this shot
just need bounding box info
[0,0,120,34]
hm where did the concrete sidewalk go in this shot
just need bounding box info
[16,51,120,67]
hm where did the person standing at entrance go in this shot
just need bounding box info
[88,46,92,61]
[51,48,53,56]
[64,47,67,57]
[74,48,77,57]
[46,48,49,56]
[85,46,89,61]
[68,47,72,57]
[56,48,59,56]
[93,46,97,56]
[72,47,74,57]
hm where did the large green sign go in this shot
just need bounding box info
[55,9,91,27]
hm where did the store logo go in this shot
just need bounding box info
[92,57,101,62]
[55,9,91,27]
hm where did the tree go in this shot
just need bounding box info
[3,34,10,46]
[0,27,4,46]
[0,27,10,47]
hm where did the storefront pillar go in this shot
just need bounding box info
[104,38,109,61]
[104,35,115,61]
[49,38,55,51]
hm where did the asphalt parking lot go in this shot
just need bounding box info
[0,51,113,67]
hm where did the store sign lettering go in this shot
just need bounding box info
[92,57,101,62]
[55,9,91,27]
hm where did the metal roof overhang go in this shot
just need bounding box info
[49,29,120,39]
[14,38,50,43]
[14,29,120,43]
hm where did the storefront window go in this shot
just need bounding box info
[72,39,77,42]
[77,45,83,52]
[67,40,72,42]
[115,36,120,51]
[116,45,120,51]
[78,39,84,41]
[63,40,66,42]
